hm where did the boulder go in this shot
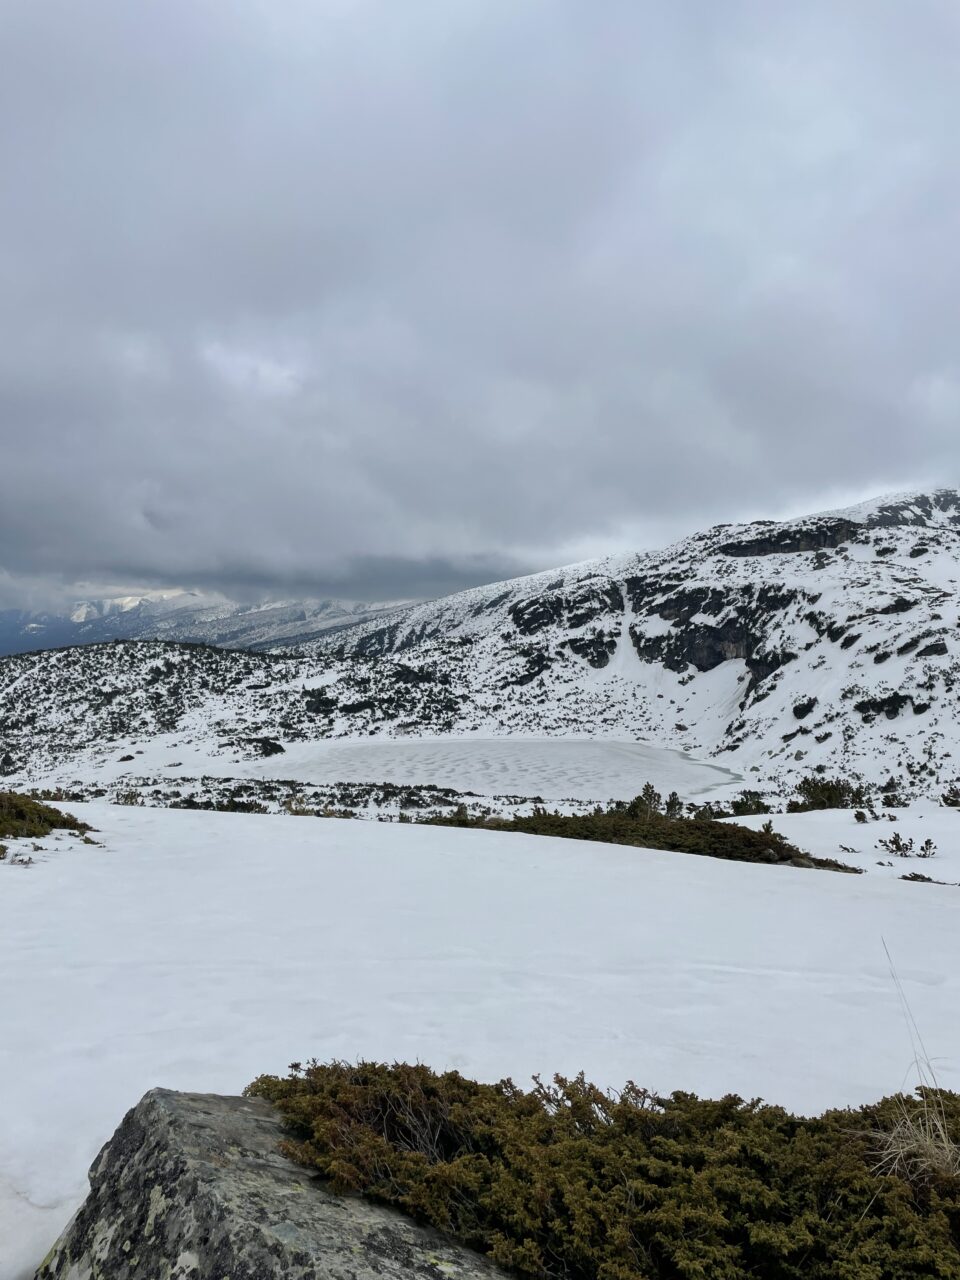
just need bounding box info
[35,1089,511,1280]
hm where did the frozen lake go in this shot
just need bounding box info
[229,736,741,802]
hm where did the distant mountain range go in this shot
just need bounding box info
[0,592,408,656]
[3,488,960,800]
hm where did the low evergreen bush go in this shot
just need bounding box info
[728,790,772,816]
[423,799,852,870]
[247,1061,960,1280]
[0,790,89,839]
[787,775,873,812]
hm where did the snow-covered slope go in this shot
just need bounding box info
[4,803,960,1277]
[303,487,960,793]
[726,803,960,881]
[2,489,959,799]
[0,592,407,656]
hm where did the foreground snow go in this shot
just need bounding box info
[3,805,960,1276]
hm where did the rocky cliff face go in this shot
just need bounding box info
[3,489,960,799]
[36,1089,510,1280]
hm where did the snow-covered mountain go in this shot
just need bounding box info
[2,488,959,800]
[0,592,407,656]
[67,589,205,624]
[302,488,958,785]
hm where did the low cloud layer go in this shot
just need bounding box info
[3,1,959,607]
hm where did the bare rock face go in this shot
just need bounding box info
[35,1089,511,1280]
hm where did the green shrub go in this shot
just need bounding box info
[787,776,872,812]
[247,1061,960,1280]
[729,790,772,816]
[663,791,683,820]
[424,802,852,870]
[0,790,90,839]
[626,782,663,816]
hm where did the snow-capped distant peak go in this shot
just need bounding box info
[4,590,412,657]
[68,589,212,625]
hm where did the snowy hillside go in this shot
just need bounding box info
[303,488,960,794]
[4,803,960,1277]
[2,489,959,802]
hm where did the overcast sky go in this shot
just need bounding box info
[2,0,960,607]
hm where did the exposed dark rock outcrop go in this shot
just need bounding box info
[302,688,338,715]
[565,631,618,668]
[918,640,949,658]
[36,1089,511,1280]
[877,597,917,615]
[631,618,755,673]
[508,583,622,637]
[625,581,806,683]
[853,692,913,721]
[745,650,796,686]
[505,646,553,686]
[718,519,860,557]
[389,663,440,685]
[863,491,960,528]
[509,595,564,636]
[567,583,625,628]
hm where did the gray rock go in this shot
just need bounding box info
[35,1089,512,1280]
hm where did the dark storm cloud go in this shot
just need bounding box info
[2,0,960,606]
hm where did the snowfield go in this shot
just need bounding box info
[728,803,960,880]
[4,804,960,1277]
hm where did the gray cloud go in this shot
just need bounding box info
[2,0,960,606]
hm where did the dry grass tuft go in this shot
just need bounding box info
[868,1089,960,1184]
[866,941,960,1186]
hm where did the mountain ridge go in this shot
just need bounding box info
[2,487,958,801]
[0,593,410,657]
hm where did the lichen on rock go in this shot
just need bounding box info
[35,1089,511,1280]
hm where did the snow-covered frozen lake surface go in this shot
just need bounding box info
[227,736,741,801]
[4,803,960,1277]
[38,734,743,805]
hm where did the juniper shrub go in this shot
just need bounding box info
[424,797,851,870]
[247,1061,960,1280]
[0,790,90,839]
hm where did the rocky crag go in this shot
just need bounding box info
[35,1089,510,1280]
